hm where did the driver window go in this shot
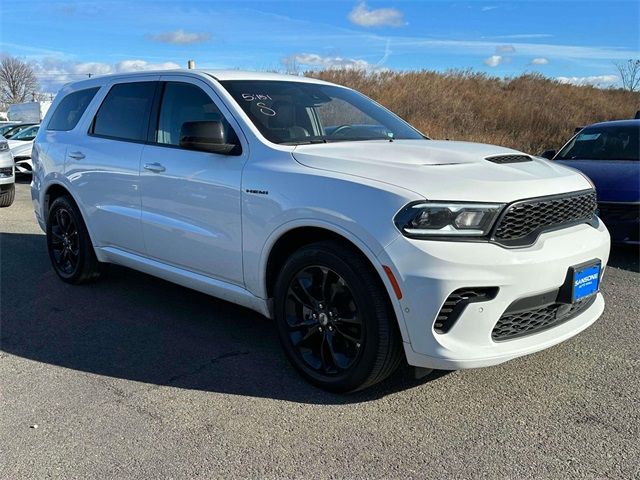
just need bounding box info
[157,82,228,146]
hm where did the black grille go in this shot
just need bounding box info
[493,190,597,246]
[492,296,596,341]
[486,154,532,164]
[434,287,498,334]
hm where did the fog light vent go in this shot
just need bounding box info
[434,287,499,334]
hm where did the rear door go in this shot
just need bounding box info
[138,75,247,285]
[65,77,159,254]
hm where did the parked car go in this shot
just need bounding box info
[8,124,39,173]
[543,119,639,245]
[1,122,37,139]
[0,134,15,207]
[32,70,609,392]
[7,101,51,123]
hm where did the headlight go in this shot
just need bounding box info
[0,142,8,151]
[394,201,505,239]
[0,166,13,178]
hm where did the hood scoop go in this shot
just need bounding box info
[485,154,532,164]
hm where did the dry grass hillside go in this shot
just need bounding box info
[309,70,640,154]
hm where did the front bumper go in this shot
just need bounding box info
[0,156,14,185]
[598,202,640,245]
[384,219,610,370]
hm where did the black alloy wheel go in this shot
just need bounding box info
[285,265,365,375]
[46,195,103,284]
[274,240,403,393]
[49,205,80,276]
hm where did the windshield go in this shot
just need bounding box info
[11,125,39,141]
[556,125,639,161]
[3,124,35,138]
[0,124,18,136]
[220,80,426,145]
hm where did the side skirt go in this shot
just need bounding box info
[96,246,271,318]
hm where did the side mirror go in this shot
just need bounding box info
[541,149,556,160]
[179,121,239,155]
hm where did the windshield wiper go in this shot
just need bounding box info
[324,137,392,143]
[281,139,328,145]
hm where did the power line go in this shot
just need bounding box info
[33,73,96,77]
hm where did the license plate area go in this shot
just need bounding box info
[571,261,601,303]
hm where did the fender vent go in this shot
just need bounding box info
[486,154,532,164]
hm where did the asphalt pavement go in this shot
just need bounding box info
[1,178,639,479]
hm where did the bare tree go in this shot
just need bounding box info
[615,59,640,92]
[0,55,39,105]
[281,56,300,75]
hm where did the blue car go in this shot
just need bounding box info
[544,119,639,245]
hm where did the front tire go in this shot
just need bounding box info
[0,184,15,207]
[274,240,403,393]
[46,195,103,284]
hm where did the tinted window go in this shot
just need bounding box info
[11,125,39,141]
[0,124,18,136]
[3,123,34,138]
[220,80,425,145]
[557,125,640,161]
[47,87,99,131]
[157,82,225,145]
[92,82,156,141]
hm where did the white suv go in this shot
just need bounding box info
[32,70,610,392]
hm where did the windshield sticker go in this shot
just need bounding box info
[578,133,601,141]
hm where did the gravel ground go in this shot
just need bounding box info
[1,178,639,479]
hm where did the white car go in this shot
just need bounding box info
[0,134,15,207]
[31,70,610,392]
[8,124,39,173]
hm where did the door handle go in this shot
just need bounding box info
[68,151,85,160]
[144,162,166,173]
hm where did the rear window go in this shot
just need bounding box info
[47,87,100,131]
[91,82,156,142]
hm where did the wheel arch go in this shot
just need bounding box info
[43,182,74,215]
[261,222,409,343]
[42,181,99,249]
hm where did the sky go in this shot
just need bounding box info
[1,0,639,94]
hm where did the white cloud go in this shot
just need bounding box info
[284,53,371,70]
[114,60,181,72]
[481,6,498,11]
[390,38,638,61]
[496,45,515,54]
[348,1,405,27]
[146,29,211,45]
[32,58,180,93]
[531,57,549,65]
[556,75,619,87]
[483,55,504,67]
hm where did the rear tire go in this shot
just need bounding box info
[274,240,403,393]
[0,184,15,207]
[46,195,103,284]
